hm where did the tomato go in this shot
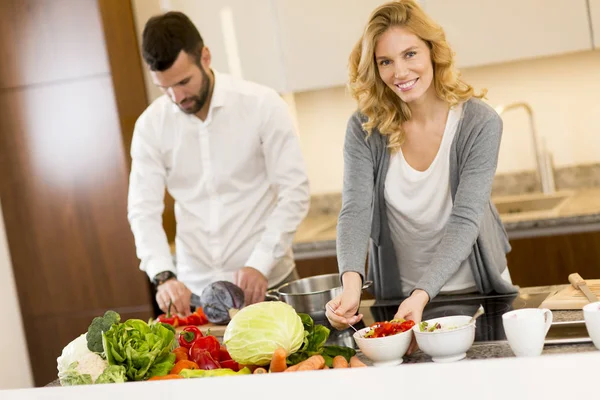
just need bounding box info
[365,319,415,338]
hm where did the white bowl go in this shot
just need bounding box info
[353,326,413,367]
[583,301,600,350]
[412,315,475,363]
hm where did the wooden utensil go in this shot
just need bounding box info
[568,273,599,303]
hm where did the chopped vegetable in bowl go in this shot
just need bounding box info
[419,321,465,332]
[363,319,415,338]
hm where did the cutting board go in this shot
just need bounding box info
[540,279,600,310]
[175,323,228,337]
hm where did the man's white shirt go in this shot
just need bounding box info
[127,71,310,295]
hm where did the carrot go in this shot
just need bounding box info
[332,355,349,369]
[253,367,268,374]
[297,355,326,371]
[269,347,288,373]
[148,374,184,381]
[283,364,300,373]
[322,364,330,369]
[349,356,367,368]
[170,360,199,375]
[171,347,189,363]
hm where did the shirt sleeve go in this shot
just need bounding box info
[127,114,176,280]
[244,91,310,277]
[413,114,503,299]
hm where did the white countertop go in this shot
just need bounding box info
[4,351,599,399]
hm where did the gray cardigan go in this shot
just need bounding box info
[337,98,519,300]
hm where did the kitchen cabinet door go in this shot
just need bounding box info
[164,0,287,93]
[272,0,389,93]
[423,0,593,68]
[590,0,600,48]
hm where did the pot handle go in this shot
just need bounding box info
[362,280,373,290]
[264,289,280,302]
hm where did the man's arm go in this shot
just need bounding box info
[240,90,310,296]
[127,116,175,281]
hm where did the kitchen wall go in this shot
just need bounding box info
[295,50,600,194]
[0,200,33,389]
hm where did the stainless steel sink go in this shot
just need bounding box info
[492,191,573,220]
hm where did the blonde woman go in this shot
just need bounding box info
[326,0,517,334]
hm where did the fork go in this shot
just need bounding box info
[326,304,360,333]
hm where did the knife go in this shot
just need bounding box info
[568,273,599,303]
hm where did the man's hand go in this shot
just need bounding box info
[394,289,430,354]
[234,267,268,305]
[156,279,192,317]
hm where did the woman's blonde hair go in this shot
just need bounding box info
[348,0,485,152]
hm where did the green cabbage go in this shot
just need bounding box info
[223,302,305,366]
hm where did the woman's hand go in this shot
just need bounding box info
[394,289,430,354]
[325,272,363,330]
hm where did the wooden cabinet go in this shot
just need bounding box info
[423,0,593,68]
[0,0,152,386]
[590,0,600,48]
[507,231,600,288]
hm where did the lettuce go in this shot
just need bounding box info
[102,319,176,381]
[287,313,356,367]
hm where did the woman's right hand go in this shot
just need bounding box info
[325,272,363,330]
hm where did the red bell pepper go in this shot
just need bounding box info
[194,307,209,325]
[189,348,221,370]
[218,345,232,361]
[178,326,203,349]
[157,301,179,327]
[185,313,203,326]
[189,335,220,361]
[219,359,240,372]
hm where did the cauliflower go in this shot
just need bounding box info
[57,334,108,385]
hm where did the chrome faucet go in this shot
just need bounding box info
[495,102,556,194]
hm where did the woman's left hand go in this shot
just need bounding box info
[394,289,430,355]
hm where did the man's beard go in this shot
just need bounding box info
[179,65,211,115]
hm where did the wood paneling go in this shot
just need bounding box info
[0,0,110,89]
[0,0,152,386]
[98,0,176,243]
[507,231,600,288]
[97,0,148,158]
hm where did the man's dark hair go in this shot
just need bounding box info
[142,11,204,71]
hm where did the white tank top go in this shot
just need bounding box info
[384,104,479,296]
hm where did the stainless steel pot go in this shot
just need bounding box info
[265,273,373,320]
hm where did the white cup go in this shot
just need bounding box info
[502,308,553,357]
[583,301,600,350]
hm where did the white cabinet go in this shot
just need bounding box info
[144,0,594,94]
[271,0,389,93]
[590,0,600,48]
[423,0,593,68]
[162,0,287,92]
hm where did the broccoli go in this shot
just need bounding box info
[86,310,121,353]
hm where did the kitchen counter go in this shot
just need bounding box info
[31,285,599,399]
[293,188,600,259]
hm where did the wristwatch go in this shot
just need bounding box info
[152,271,177,288]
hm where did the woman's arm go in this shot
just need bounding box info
[327,113,375,330]
[336,113,376,281]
